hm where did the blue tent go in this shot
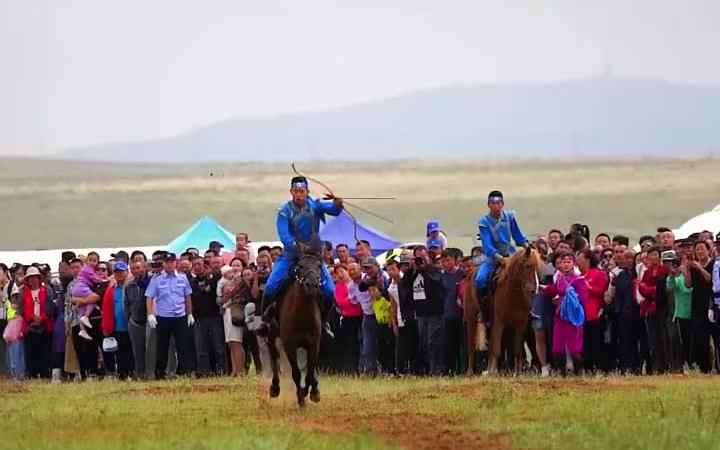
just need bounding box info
[167,216,235,254]
[320,211,400,256]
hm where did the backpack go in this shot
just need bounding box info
[560,283,585,327]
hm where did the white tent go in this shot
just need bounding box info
[674,203,720,239]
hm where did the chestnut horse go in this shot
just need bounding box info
[267,251,323,408]
[465,246,543,375]
[463,267,482,375]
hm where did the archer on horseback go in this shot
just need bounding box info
[475,190,530,324]
[261,175,343,336]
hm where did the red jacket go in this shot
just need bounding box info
[22,286,53,334]
[639,264,668,318]
[101,283,117,336]
[583,267,609,321]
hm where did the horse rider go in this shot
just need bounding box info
[261,175,343,335]
[474,190,530,320]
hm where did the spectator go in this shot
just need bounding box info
[686,240,715,373]
[531,251,557,376]
[470,246,484,265]
[96,261,110,282]
[387,258,417,375]
[401,247,444,375]
[191,257,205,279]
[666,251,693,371]
[426,221,448,250]
[229,258,244,275]
[355,240,372,261]
[335,243,351,266]
[21,266,56,379]
[322,241,335,266]
[614,249,640,374]
[440,249,465,375]
[368,279,394,374]
[125,261,150,379]
[235,232,256,264]
[191,257,225,377]
[3,267,25,380]
[220,268,251,377]
[178,259,192,277]
[270,246,283,263]
[101,262,133,379]
[638,246,668,374]
[639,235,657,253]
[547,229,563,253]
[595,233,611,249]
[239,267,262,374]
[208,240,225,255]
[145,253,194,379]
[543,253,588,375]
[348,262,376,375]
[235,248,251,268]
[361,257,389,288]
[577,249,609,374]
[333,265,362,374]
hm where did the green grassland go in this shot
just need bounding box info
[4,375,720,450]
[0,157,718,251]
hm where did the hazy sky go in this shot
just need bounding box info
[1,0,718,155]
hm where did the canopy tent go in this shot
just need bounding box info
[674,203,720,239]
[167,215,236,255]
[319,211,400,256]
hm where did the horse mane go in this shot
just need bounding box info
[495,248,543,287]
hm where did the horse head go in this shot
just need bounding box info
[294,243,323,296]
[498,245,543,304]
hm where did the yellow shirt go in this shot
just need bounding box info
[372,296,391,325]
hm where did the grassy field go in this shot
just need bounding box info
[0,157,719,251]
[4,375,720,450]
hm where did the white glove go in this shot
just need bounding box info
[709,309,716,323]
[187,313,195,327]
[147,314,157,329]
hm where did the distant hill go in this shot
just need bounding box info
[63,77,720,162]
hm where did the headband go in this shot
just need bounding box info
[291,181,308,189]
[488,196,504,202]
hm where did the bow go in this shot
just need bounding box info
[291,163,394,246]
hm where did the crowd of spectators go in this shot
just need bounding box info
[2,224,720,381]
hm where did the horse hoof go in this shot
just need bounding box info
[269,385,280,398]
[298,398,307,409]
[310,391,321,403]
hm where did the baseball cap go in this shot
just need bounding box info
[361,257,378,267]
[426,221,440,233]
[208,241,224,249]
[113,261,128,272]
[111,250,129,260]
[661,250,678,262]
[426,237,443,249]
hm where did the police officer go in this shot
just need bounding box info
[145,252,194,378]
[474,190,529,320]
[262,176,343,333]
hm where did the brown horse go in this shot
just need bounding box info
[484,246,543,375]
[267,251,323,408]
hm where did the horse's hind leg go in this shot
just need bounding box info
[488,321,504,375]
[285,345,305,408]
[268,335,281,398]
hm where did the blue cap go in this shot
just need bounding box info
[426,237,443,249]
[113,261,128,272]
[426,220,440,233]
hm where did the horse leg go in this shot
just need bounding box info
[306,346,321,403]
[513,325,526,376]
[466,319,476,376]
[285,344,305,408]
[267,335,281,398]
[488,321,504,375]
